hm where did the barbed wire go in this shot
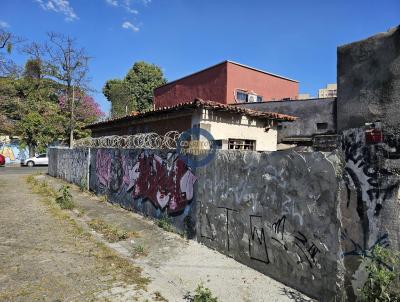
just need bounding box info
[74,131,181,150]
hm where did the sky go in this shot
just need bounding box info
[1,0,399,114]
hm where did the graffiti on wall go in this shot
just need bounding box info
[199,202,324,270]
[95,150,197,214]
[0,139,28,164]
[57,148,89,186]
[342,128,399,248]
[341,127,400,299]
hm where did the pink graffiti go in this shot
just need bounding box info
[96,149,112,187]
[125,152,197,213]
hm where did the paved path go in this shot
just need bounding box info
[0,168,315,301]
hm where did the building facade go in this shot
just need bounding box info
[86,99,295,152]
[318,83,337,98]
[153,61,299,109]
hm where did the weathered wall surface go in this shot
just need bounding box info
[48,147,89,187]
[195,150,344,300]
[340,127,400,300]
[88,148,197,234]
[48,143,400,301]
[237,98,336,142]
[337,26,400,132]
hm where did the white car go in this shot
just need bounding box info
[21,153,49,167]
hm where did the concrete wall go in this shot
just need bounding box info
[48,147,344,300]
[340,127,400,300]
[48,140,400,301]
[337,26,400,132]
[88,148,198,234]
[196,150,344,300]
[48,147,89,187]
[237,98,336,142]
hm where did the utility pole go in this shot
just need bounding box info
[69,85,75,149]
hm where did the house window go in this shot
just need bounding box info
[236,91,248,103]
[316,122,328,130]
[228,139,256,151]
[235,90,262,103]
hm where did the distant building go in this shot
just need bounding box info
[318,84,337,98]
[154,61,298,109]
[86,99,296,152]
[236,97,338,150]
[298,93,312,100]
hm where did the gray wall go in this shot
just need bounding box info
[196,151,344,300]
[48,141,400,301]
[48,147,89,187]
[337,25,400,132]
[341,127,400,300]
[237,98,336,142]
[88,148,197,235]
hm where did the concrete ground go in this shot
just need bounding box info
[0,167,315,302]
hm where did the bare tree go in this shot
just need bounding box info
[43,32,91,148]
[0,28,23,76]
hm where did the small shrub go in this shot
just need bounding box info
[360,245,400,301]
[193,284,218,302]
[79,177,87,192]
[157,215,173,232]
[55,185,75,209]
[132,244,148,257]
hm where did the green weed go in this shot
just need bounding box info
[193,284,218,302]
[157,215,173,232]
[88,219,138,242]
[55,185,75,209]
[360,245,400,301]
[132,244,148,257]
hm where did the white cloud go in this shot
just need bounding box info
[0,20,10,28]
[140,0,151,5]
[105,0,118,6]
[35,0,78,21]
[122,21,139,32]
[105,0,138,14]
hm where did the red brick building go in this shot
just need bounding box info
[154,61,298,109]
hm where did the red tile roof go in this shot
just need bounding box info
[85,98,296,129]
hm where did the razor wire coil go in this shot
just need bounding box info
[74,131,181,150]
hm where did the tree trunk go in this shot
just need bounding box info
[29,145,35,157]
[69,86,75,149]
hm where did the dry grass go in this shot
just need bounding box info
[153,291,168,301]
[25,175,150,290]
[88,218,139,242]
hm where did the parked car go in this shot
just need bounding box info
[0,154,5,166]
[21,153,48,167]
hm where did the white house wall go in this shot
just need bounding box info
[200,109,277,151]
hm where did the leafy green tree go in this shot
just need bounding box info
[103,79,133,117]
[103,61,166,117]
[18,107,67,154]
